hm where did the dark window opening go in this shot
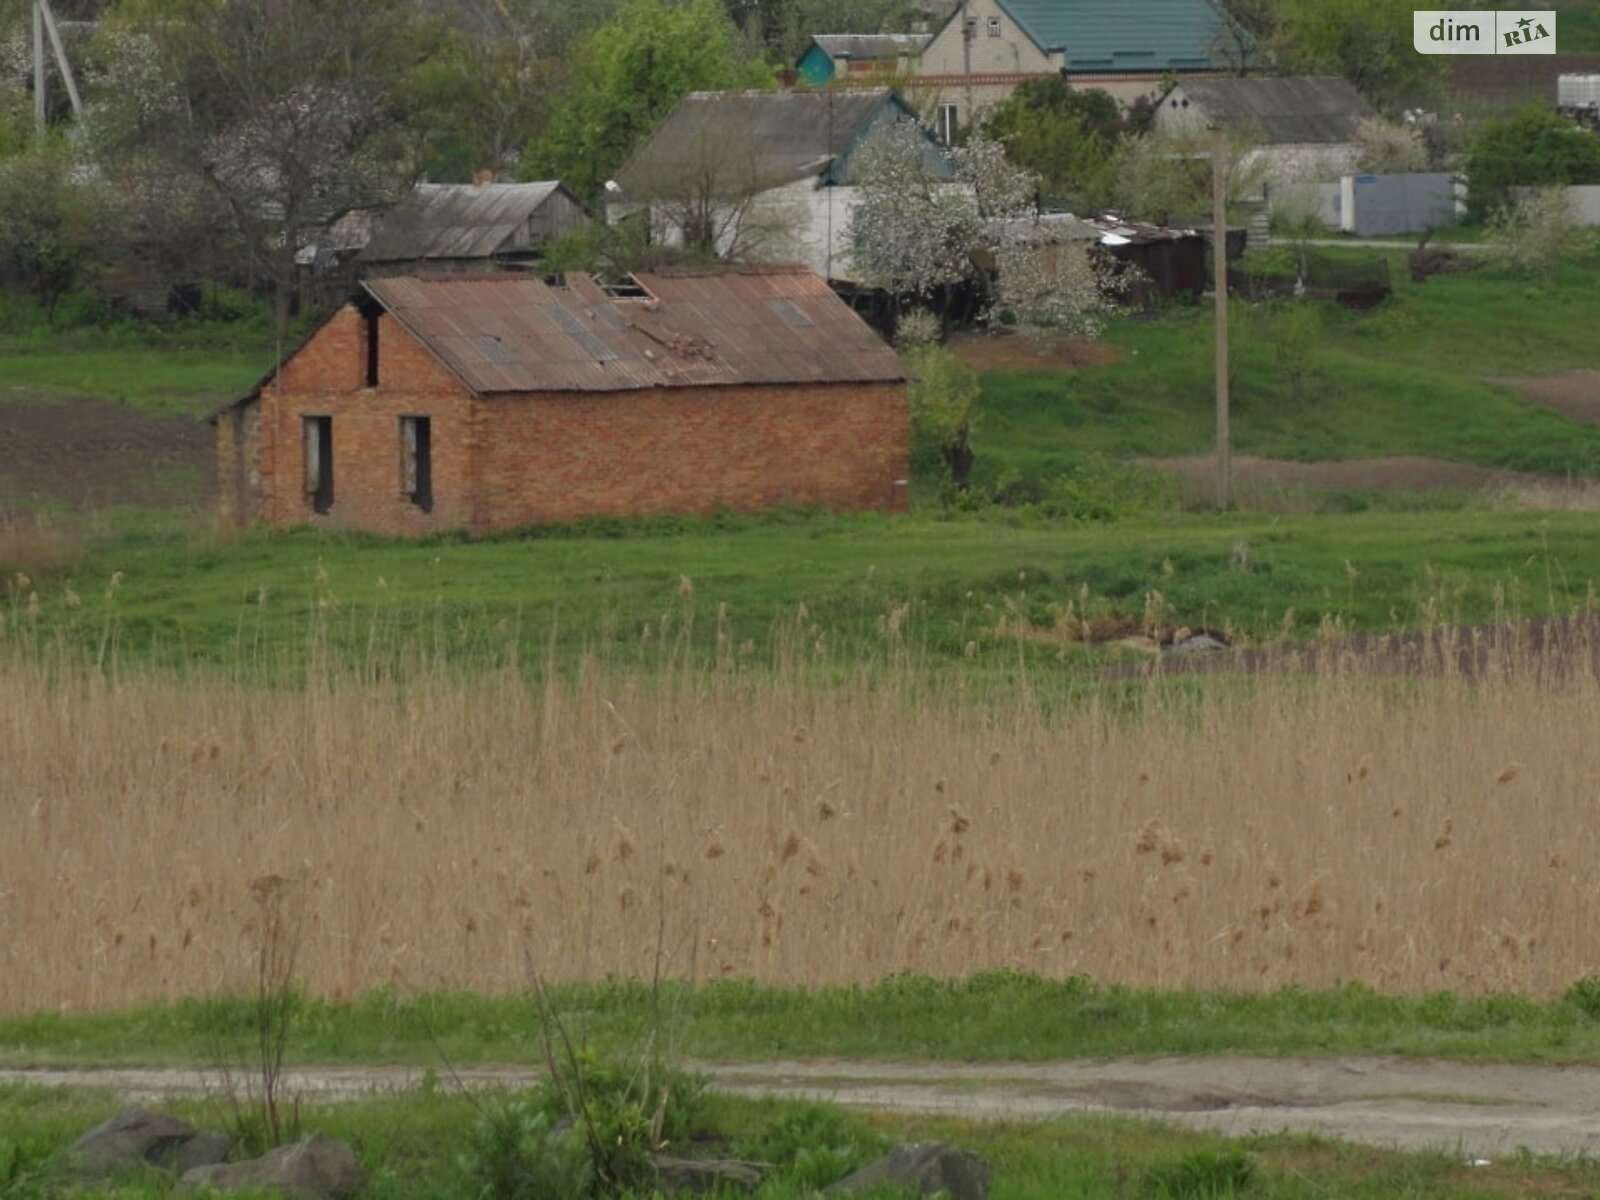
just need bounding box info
[364,307,380,388]
[401,415,433,513]
[304,415,334,515]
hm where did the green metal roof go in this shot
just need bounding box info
[993,0,1249,71]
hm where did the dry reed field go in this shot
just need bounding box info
[4,636,1600,1013]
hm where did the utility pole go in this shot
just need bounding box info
[33,0,46,138]
[31,0,87,140]
[961,0,973,140]
[1210,124,1232,512]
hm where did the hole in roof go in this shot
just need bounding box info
[601,275,653,300]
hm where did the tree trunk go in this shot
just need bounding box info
[942,421,975,490]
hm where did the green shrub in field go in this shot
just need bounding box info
[1466,105,1600,220]
[905,345,981,482]
[1565,976,1600,1019]
[1141,1148,1256,1198]
[460,1098,594,1200]
[461,1055,710,1199]
[1039,455,1173,521]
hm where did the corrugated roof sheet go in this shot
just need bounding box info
[363,266,906,395]
[615,89,906,194]
[810,33,932,61]
[360,182,570,263]
[994,0,1247,70]
[1178,76,1373,144]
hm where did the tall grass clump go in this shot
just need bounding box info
[4,618,1600,1011]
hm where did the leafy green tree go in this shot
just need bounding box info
[526,0,772,200]
[1467,105,1600,220]
[99,0,453,334]
[410,0,631,182]
[0,137,119,315]
[721,0,925,64]
[982,79,1135,213]
[0,82,29,157]
[902,343,980,486]
[1266,0,1445,111]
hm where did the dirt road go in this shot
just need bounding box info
[7,1055,1600,1158]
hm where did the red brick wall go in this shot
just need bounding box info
[254,305,477,535]
[224,303,910,536]
[475,384,910,527]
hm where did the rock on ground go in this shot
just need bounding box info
[180,1133,364,1199]
[652,1154,769,1193]
[66,1108,230,1178]
[834,1141,991,1200]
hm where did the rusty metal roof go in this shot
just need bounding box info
[362,266,906,395]
[359,182,576,263]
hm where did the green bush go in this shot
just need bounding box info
[1466,105,1600,220]
[905,345,981,480]
[1565,976,1600,1019]
[530,1053,710,1194]
[1039,455,1172,521]
[460,1099,594,1200]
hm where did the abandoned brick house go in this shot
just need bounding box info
[211,266,910,536]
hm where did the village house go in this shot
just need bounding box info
[913,0,1251,140]
[610,88,955,283]
[1153,76,1374,210]
[796,34,933,86]
[211,267,909,536]
[355,180,589,276]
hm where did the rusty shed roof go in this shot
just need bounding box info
[362,266,906,395]
[359,181,577,263]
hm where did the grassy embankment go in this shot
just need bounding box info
[4,507,1597,674]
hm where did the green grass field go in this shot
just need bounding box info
[5,1077,1587,1200]
[8,975,1600,1069]
[8,507,1595,673]
[974,250,1600,488]
[0,349,265,418]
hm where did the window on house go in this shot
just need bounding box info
[987,17,1001,36]
[400,416,433,513]
[303,415,334,515]
[936,103,959,145]
[364,307,380,388]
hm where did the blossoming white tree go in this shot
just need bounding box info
[848,122,1129,338]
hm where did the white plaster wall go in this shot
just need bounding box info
[917,0,1055,76]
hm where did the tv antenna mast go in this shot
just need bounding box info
[32,0,87,138]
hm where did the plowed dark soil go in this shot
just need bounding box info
[0,396,213,510]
